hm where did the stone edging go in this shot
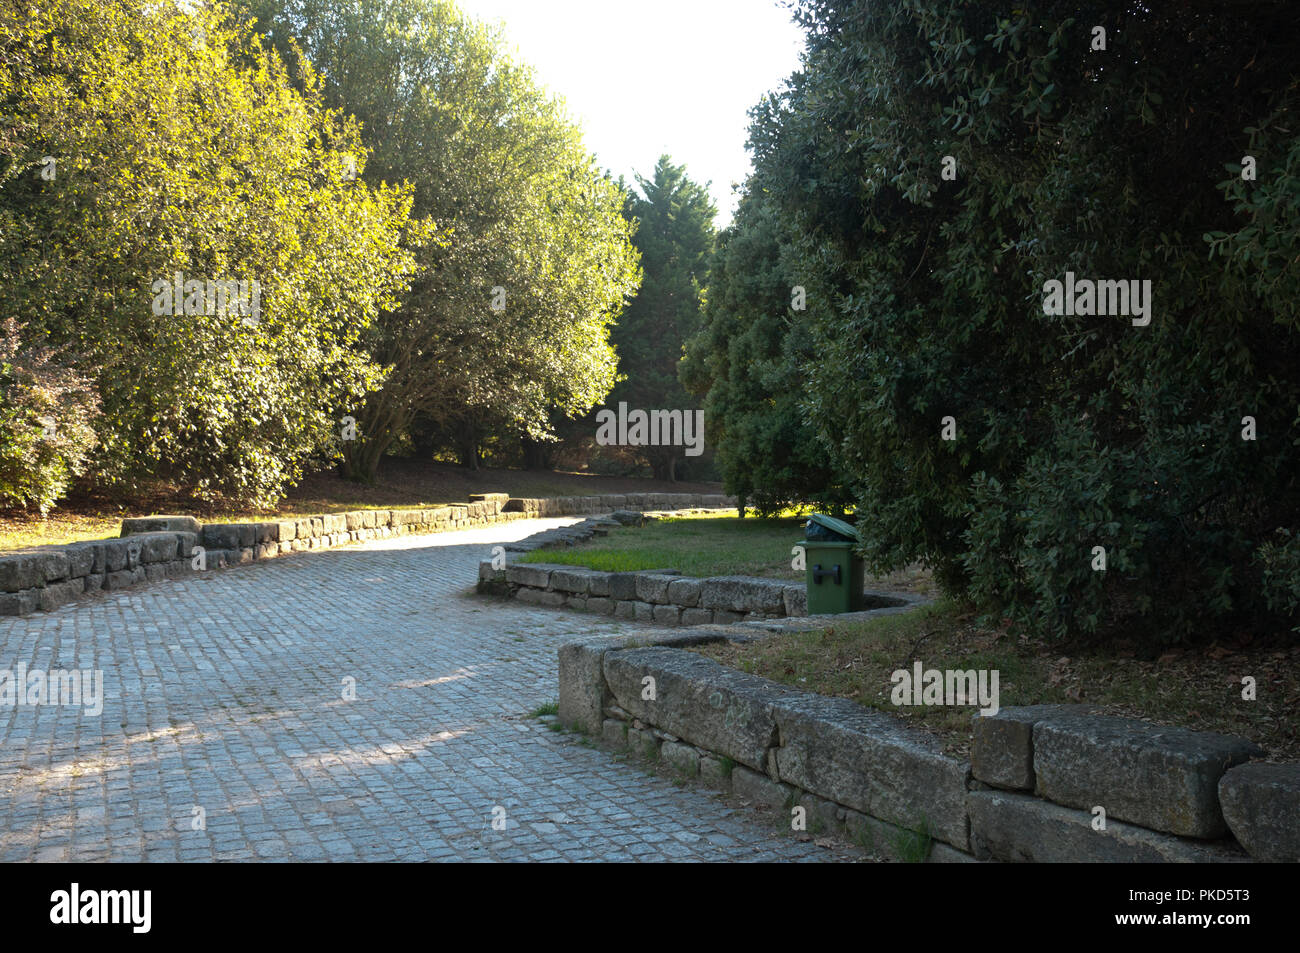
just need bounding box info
[1,492,736,616]
[477,511,926,627]
[558,629,1298,863]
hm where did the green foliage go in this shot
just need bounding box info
[1256,529,1300,628]
[0,0,419,507]
[245,0,642,479]
[609,155,716,481]
[0,320,101,514]
[893,818,932,864]
[682,184,853,516]
[739,0,1300,642]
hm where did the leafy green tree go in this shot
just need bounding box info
[0,319,101,514]
[681,184,852,515]
[244,0,642,479]
[745,0,1300,641]
[0,0,420,506]
[608,155,715,481]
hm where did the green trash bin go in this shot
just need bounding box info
[798,514,865,614]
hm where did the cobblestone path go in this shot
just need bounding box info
[0,519,859,862]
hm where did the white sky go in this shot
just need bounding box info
[455,0,807,227]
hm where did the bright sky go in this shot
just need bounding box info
[455,0,807,227]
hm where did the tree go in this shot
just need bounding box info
[681,183,853,515]
[244,0,642,480]
[608,155,716,481]
[0,319,101,515]
[0,0,420,507]
[743,0,1300,642]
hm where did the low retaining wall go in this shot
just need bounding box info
[477,514,921,626]
[488,561,916,625]
[558,632,1296,862]
[1,492,736,616]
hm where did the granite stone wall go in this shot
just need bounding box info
[0,492,735,616]
[558,632,1296,863]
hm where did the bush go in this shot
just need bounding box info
[740,0,1300,642]
[1,0,420,506]
[0,319,100,514]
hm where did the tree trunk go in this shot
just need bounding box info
[521,438,552,471]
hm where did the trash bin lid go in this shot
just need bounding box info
[805,513,860,543]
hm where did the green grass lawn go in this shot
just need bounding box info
[694,599,1300,762]
[519,511,935,595]
[521,511,804,578]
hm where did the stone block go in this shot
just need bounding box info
[516,588,564,607]
[1033,715,1264,838]
[134,532,178,564]
[661,740,700,777]
[699,576,788,614]
[651,605,680,625]
[104,569,135,590]
[0,588,38,616]
[607,572,639,601]
[635,573,676,604]
[603,647,789,771]
[968,789,1249,863]
[557,639,622,734]
[667,577,702,607]
[201,524,242,550]
[971,705,1102,791]
[698,754,732,790]
[120,515,201,536]
[505,563,556,588]
[602,718,629,747]
[549,569,591,594]
[772,691,971,850]
[627,727,660,760]
[1219,763,1300,862]
[731,766,792,809]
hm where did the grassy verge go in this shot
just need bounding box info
[519,512,934,595]
[692,599,1300,762]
